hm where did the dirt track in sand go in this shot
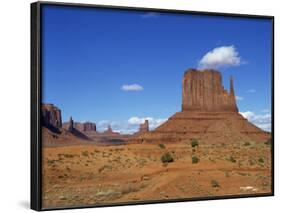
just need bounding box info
[42,141,272,209]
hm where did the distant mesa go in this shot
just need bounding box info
[131,68,270,144]
[83,122,97,132]
[63,120,97,133]
[101,125,122,137]
[104,125,114,134]
[42,104,62,133]
[42,105,91,146]
[65,116,91,141]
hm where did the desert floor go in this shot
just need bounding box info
[42,141,272,208]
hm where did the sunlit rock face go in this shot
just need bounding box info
[182,69,238,112]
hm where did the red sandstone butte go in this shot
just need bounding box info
[139,120,149,133]
[182,69,238,112]
[42,104,62,130]
[83,122,97,132]
[131,69,270,144]
[62,121,97,133]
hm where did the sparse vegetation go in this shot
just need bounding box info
[161,152,174,163]
[192,156,199,164]
[225,171,230,177]
[248,159,256,166]
[258,157,264,163]
[211,180,220,188]
[158,143,166,149]
[265,138,271,146]
[191,139,199,148]
[42,137,272,207]
[81,151,89,157]
[244,142,251,146]
[227,156,236,163]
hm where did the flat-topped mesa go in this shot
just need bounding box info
[83,122,96,132]
[42,104,62,130]
[182,69,238,112]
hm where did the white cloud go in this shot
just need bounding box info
[240,111,255,120]
[240,111,271,132]
[128,116,167,130]
[121,84,143,91]
[261,109,270,113]
[141,12,159,19]
[246,89,256,93]
[235,96,244,101]
[96,116,167,134]
[128,116,150,125]
[198,45,242,69]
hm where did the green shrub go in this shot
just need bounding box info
[244,142,251,146]
[161,152,174,163]
[211,180,220,188]
[81,151,89,157]
[228,156,236,163]
[191,139,199,148]
[265,138,271,145]
[192,156,199,164]
[258,157,264,163]
[158,144,166,149]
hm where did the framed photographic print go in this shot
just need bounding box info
[31,1,274,211]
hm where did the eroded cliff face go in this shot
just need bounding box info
[182,69,238,112]
[42,104,62,131]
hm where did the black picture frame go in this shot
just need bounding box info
[31,1,274,211]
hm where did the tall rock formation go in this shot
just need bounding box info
[139,120,149,133]
[130,69,270,144]
[42,104,62,132]
[182,69,238,112]
[104,125,113,133]
[68,116,74,131]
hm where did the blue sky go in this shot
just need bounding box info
[42,5,272,133]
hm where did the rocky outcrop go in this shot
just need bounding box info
[130,69,270,144]
[42,104,62,132]
[63,121,97,132]
[68,117,74,131]
[65,116,91,140]
[139,120,149,133]
[104,125,113,134]
[83,122,96,132]
[182,69,238,112]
